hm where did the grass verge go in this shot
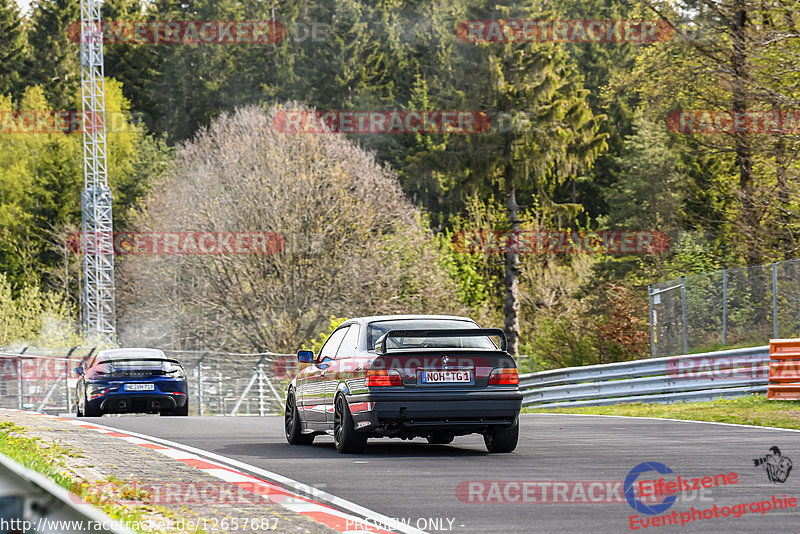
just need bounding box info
[523,394,800,430]
[0,421,198,533]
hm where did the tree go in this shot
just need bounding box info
[625,0,800,264]
[604,112,682,231]
[27,0,81,110]
[0,79,167,299]
[117,104,465,351]
[435,1,607,355]
[0,0,26,99]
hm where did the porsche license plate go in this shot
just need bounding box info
[419,371,472,384]
[124,383,155,391]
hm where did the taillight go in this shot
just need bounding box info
[488,368,518,385]
[366,369,403,387]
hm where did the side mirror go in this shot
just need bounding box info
[73,366,84,376]
[297,350,314,364]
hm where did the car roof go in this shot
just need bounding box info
[343,315,478,326]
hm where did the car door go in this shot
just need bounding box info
[324,324,360,423]
[302,326,348,425]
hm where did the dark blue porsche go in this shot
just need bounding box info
[74,348,188,417]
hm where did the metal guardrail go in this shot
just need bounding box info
[0,347,294,416]
[520,345,769,408]
[5,344,773,412]
[0,451,135,534]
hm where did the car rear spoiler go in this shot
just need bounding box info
[377,328,507,354]
[97,358,183,366]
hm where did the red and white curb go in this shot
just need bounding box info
[10,411,425,534]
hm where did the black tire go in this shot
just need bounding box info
[333,394,366,453]
[484,421,519,453]
[285,390,314,445]
[82,396,102,417]
[162,401,189,416]
[427,434,455,445]
[174,401,189,416]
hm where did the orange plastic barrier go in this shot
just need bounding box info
[768,339,800,400]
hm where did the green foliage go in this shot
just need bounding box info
[524,394,800,431]
[437,231,490,309]
[0,273,82,347]
[0,0,26,99]
[604,112,682,231]
[6,0,800,363]
[0,421,197,530]
[0,78,169,295]
[301,316,348,355]
[26,0,80,109]
[0,422,74,491]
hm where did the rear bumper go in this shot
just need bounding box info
[85,378,187,413]
[93,393,187,413]
[347,390,522,432]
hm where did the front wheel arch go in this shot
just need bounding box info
[285,387,314,445]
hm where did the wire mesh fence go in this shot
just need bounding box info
[649,259,800,358]
[0,347,294,416]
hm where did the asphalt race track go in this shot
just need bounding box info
[95,414,799,533]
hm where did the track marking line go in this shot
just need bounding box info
[528,412,800,433]
[8,411,424,534]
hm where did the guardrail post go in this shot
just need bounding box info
[196,352,208,416]
[66,346,77,414]
[16,346,27,409]
[260,367,284,411]
[258,359,265,416]
[36,378,62,413]
[230,355,265,416]
[648,285,656,358]
[722,269,728,346]
[772,263,778,338]
[681,277,689,354]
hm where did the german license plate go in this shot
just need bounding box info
[419,371,471,384]
[124,383,154,391]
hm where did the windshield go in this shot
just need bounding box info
[367,319,496,350]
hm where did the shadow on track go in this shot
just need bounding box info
[216,436,490,461]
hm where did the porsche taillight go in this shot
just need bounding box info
[488,368,518,385]
[366,369,403,387]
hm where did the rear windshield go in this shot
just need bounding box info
[367,319,496,350]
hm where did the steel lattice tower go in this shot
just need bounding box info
[80,0,116,344]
